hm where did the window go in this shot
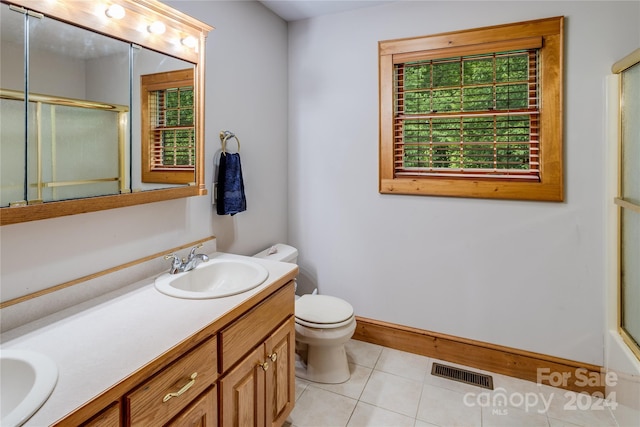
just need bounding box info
[141,68,195,184]
[379,17,564,201]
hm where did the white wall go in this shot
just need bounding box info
[287,1,639,365]
[0,1,288,303]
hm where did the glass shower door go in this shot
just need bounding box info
[616,54,640,357]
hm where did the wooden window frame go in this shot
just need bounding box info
[379,17,564,201]
[141,68,195,184]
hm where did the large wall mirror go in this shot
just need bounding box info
[0,0,212,225]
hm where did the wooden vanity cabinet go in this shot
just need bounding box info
[59,280,295,427]
[220,318,295,427]
[219,282,295,427]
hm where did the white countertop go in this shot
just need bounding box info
[0,252,297,426]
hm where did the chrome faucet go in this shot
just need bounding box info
[165,244,209,274]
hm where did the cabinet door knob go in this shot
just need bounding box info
[268,352,277,362]
[163,372,197,402]
[259,361,269,371]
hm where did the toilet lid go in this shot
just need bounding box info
[295,294,354,325]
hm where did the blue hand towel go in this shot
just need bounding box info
[216,153,247,216]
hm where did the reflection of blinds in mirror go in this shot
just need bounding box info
[140,68,195,185]
[148,84,195,171]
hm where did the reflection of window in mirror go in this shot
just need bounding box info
[141,68,195,184]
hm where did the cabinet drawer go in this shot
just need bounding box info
[220,282,294,372]
[126,336,218,426]
[81,402,120,427]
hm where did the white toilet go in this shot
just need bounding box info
[254,244,356,384]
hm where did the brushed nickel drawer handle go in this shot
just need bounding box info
[163,372,197,403]
[259,361,269,371]
[268,353,277,362]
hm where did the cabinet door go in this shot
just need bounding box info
[264,317,295,427]
[166,386,217,427]
[220,346,266,427]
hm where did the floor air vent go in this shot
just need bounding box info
[431,363,494,390]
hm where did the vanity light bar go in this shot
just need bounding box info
[102,2,200,51]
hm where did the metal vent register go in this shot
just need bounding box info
[431,363,494,390]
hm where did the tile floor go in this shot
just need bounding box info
[285,340,630,427]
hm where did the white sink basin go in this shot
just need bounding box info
[1,349,58,427]
[155,258,269,299]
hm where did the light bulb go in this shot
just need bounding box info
[148,21,166,35]
[105,4,125,20]
[181,36,197,49]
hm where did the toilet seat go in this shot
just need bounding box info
[295,295,354,329]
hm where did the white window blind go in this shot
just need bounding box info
[149,85,195,172]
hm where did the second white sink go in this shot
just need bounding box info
[1,349,58,427]
[155,258,269,299]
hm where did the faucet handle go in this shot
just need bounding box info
[165,253,183,274]
[188,243,204,257]
[165,253,183,266]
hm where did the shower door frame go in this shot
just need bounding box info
[613,48,640,361]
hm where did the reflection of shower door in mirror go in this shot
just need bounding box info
[26,11,131,203]
[615,50,640,359]
[26,94,128,203]
[0,4,131,206]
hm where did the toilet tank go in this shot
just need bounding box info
[253,244,298,264]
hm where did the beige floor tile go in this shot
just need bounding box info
[414,420,440,427]
[374,347,431,382]
[546,390,618,426]
[360,370,423,417]
[346,339,383,368]
[311,363,373,400]
[288,386,357,427]
[492,371,550,395]
[548,417,583,427]
[482,384,554,415]
[416,383,482,427]
[482,406,550,427]
[295,377,311,401]
[610,402,640,427]
[346,402,415,427]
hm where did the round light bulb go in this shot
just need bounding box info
[181,36,197,49]
[148,21,166,35]
[105,4,125,20]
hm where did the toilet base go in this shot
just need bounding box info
[294,344,351,384]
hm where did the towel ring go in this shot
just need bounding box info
[219,130,240,155]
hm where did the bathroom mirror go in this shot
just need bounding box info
[0,0,212,225]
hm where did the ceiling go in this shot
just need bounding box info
[258,0,394,22]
